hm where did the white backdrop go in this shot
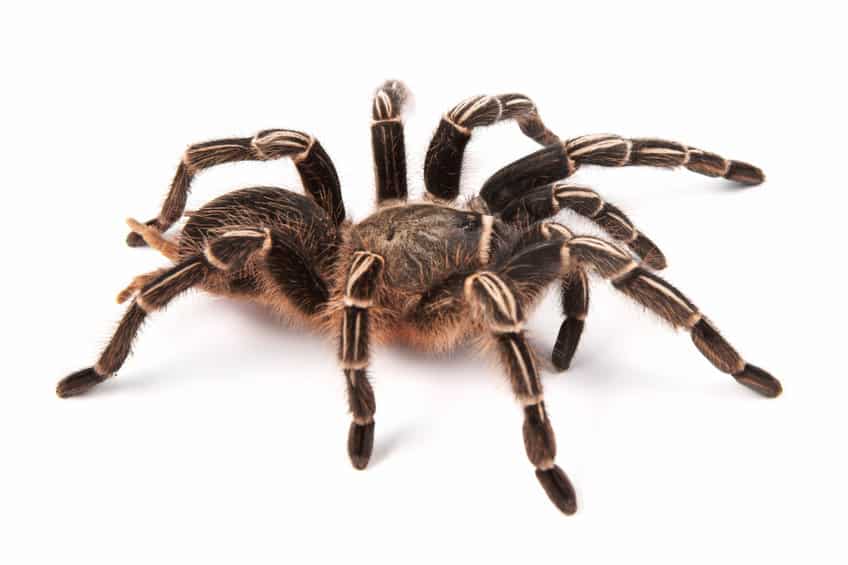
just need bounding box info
[3,2,846,563]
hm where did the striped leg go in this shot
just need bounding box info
[57,229,271,398]
[425,93,559,201]
[553,268,590,372]
[511,221,592,372]
[464,271,577,514]
[371,80,411,203]
[561,235,782,397]
[500,182,667,270]
[338,251,385,469]
[480,135,764,211]
[127,129,345,246]
[566,134,764,184]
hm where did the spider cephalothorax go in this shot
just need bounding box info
[57,80,781,515]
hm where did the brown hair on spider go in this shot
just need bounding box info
[57,80,781,516]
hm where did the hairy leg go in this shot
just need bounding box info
[127,128,345,247]
[411,253,578,514]
[464,270,577,513]
[498,182,667,270]
[480,134,764,212]
[57,228,273,397]
[534,228,782,397]
[371,80,411,203]
[512,221,592,371]
[553,267,590,372]
[337,251,385,469]
[425,92,559,201]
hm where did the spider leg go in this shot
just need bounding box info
[56,228,272,397]
[498,182,667,270]
[127,128,345,247]
[512,221,591,371]
[337,251,384,469]
[371,80,411,203]
[424,93,559,201]
[422,231,780,513]
[566,134,764,183]
[538,229,782,397]
[480,135,764,212]
[463,270,577,514]
[409,247,577,514]
[553,268,590,372]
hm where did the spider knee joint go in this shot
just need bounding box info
[345,251,385,301]
[541,222,574,241]
[205,229,271,271]
[478,215,494,264]
[203,246,230,271]
[464,272,523,329]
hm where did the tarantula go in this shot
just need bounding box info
[57,80,781,515]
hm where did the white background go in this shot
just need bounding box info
[3,2,846,563]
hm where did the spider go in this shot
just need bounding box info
[57,80,782,515]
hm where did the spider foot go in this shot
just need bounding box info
[535,465,578,515]
[348,421,375,470]
[733,364,782,398]
[552,318,584,372]
[56,367,106,398]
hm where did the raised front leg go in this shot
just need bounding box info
[128,128,345,247]
[424,93,559,202]
[338,251,385,469]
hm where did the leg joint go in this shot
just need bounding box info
[465,271,523,328]
[346,251,385,301]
